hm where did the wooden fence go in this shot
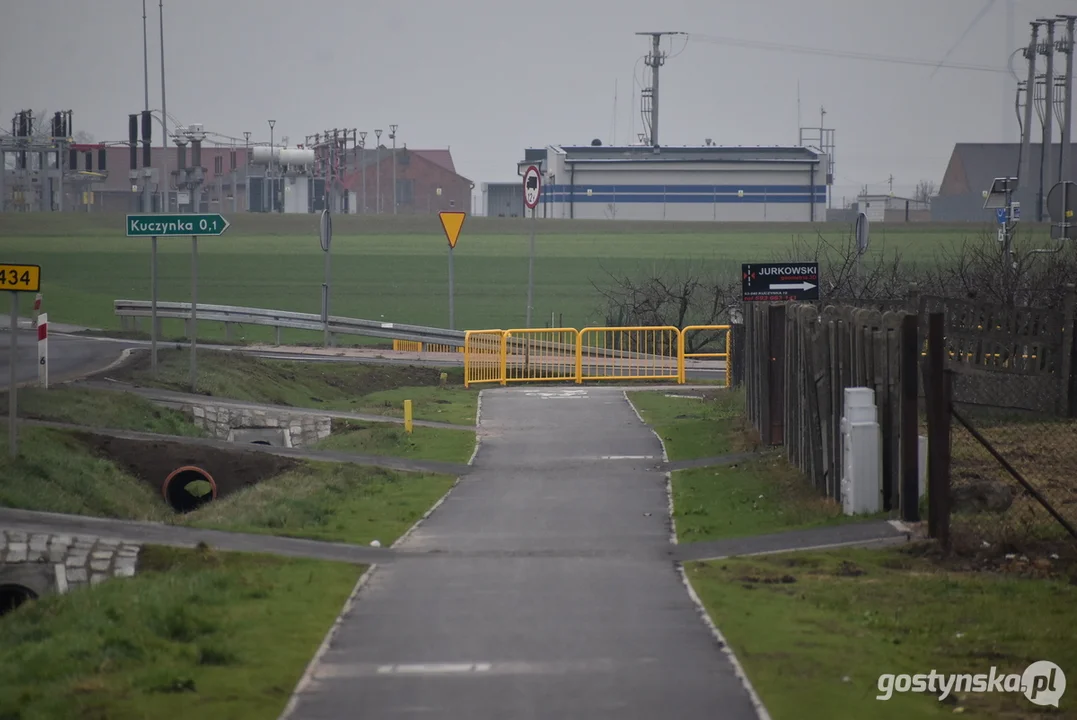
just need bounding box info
[918,291,1077,416]
[743,287,1077,519]
[745,302,918,511]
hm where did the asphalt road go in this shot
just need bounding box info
[283,386,764,720]
[0,327,133,391]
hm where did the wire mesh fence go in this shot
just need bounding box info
[947,388,1077,554]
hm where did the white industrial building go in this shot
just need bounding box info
[516,145,829,222]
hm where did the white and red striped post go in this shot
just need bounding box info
[37,312,48,388]
[30,293,41,328]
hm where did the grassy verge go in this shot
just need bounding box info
[182,462,457,545]
[1,428,458,546]
[686,546,1077,719]
[106,349,477,425]
[627,387,857,541]
[314,420,476,464]
[673,454,853,542]
[1,386,205,436]
[0,544,361,719]
[0,427,174,522]
[626,388,753,461]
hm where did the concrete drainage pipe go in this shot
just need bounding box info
[162,466,218,513]
[0,584,38,616]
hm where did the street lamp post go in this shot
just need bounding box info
[389,124,398,214]
[268,119,276,213]
[374,129,382,214]
[243,131,250,211]
[358,131,367,213]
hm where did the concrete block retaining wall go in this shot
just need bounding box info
[178,403,332,447]
[0,530,142,592]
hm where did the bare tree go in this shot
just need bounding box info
[914,179,937,204]
[590,258,739,352]
[772,230,916,306]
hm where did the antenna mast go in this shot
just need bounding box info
[636,31,685,147]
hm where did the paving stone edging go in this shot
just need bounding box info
[1,529,141,590]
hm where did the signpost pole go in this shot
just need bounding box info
[9,292,18,457]
[448,245,455,331]
[151,235,158,375]
[190,235,198,391]
[320,208,332,347]
[438,211,465,331]
[526,206,536,328]
[521,165,542,328]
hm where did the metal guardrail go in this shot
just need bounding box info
[114,300,467,347]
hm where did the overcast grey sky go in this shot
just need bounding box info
[3,0,1075,203]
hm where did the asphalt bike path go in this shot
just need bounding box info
[282,386,764,720]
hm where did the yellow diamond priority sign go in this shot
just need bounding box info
[439,211,466,249]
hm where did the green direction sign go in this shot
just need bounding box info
[126,214,231,237]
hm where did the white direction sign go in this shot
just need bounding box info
[523,165,541,210]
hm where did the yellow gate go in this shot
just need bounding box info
[463,324,731,388]
[463,330,505,387]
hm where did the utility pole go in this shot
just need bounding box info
[635,31,684,147]
[1040,18,1057,221]
[374,128,382,214]
[389,124,398,214]
[1058,15,1075,184]
[888,174,894,194]
[158,0,168,213]
[1019,22,1040,190]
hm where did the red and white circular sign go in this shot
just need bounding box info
[522,165,541,209]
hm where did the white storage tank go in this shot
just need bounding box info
[279,147,315,167]
[250,145,277,165]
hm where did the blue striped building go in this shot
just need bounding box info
[518,145,830,222]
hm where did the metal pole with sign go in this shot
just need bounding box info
[320,208,333,346]
[151,235,158,374]
[125,213,230,392]
[522,165,541,327]
[854,211,870,282]
[2,263,42,457]
[438,211,466,330]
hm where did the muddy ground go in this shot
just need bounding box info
[71,431,297,499]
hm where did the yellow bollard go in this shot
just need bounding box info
[404,399,413,434]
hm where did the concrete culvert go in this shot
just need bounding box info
[162,465,218,513]
[251,440,272,446]
[0,584,38,617]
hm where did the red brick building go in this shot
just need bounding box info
[58,143,470,214]
[343,147,472,215]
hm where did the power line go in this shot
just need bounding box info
[689,33,1009,74]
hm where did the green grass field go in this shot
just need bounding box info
[0,213,1008,338]
[0,544,362,719]
[686,547,1077,719]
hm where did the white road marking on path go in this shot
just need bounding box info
[377,663,492,675]
[317,658,644,679]
[600,455,657,460]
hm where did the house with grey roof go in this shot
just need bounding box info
[933,143,1077,222]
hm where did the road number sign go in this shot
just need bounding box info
[0,264,41,293]
[741,262,820,302]
[523,165,541,210]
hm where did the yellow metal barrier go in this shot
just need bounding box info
[463,330,506,388]
[578,326,681,382]
[393,339,464,353]
[679,324,731,384]
[503,328,581,384]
